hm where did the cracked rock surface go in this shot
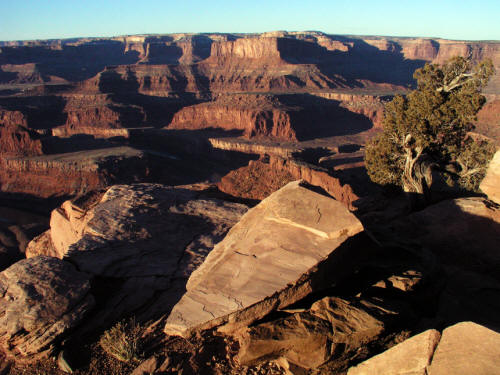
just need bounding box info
[0,256,94,359]
[164,180,364,337]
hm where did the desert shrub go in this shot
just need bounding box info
[99,318,144,363]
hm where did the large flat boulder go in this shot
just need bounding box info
[480,150,500,204]
[164,180,364,337]
[347,329,441,375]
[428,322,500,375]
[0,256,94,359]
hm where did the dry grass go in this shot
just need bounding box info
[99,319,144,364]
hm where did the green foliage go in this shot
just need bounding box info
[456,138,496,191]
[99,318,144,363]
[365,56,495,192]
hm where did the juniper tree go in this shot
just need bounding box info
[365,56,495,205]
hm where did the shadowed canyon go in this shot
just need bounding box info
[0,31,499,374]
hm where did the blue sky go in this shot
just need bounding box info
[1,0,499,41]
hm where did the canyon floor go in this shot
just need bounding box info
[0,31,499,374]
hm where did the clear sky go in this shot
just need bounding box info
[1,0,499,42]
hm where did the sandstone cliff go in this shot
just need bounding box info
[2,32,499,92]
[2,32,498,143]
[168,93,379,141]
[218,156,359,209]
[0,147,151,198]
[168,94,296,140]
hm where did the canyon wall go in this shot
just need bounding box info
[168,93,381,141]
[218,156,359,209]
[474,96,500,144]
[1,32,498,149]
[0,147,152,198]
[3,33,498,90]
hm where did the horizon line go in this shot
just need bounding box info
[1,30,499,44]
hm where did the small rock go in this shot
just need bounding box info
[131,356,159,375]
[57,350,73,373]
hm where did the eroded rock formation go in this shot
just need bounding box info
[0,146,153,198]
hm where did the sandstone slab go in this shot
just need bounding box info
[0,256,94,358]
[480,150,500,204]
[347,329,441,375]
[164,180,364,337]
[428,322,500,375]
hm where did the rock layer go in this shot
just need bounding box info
[0,146,152,198]
[164,180,364,337]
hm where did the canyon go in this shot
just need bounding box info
[0,31,499,374]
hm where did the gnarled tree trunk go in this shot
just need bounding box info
[402,134,435,209]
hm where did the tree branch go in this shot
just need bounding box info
[437,72,475,93]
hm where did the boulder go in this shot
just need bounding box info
[428,322,500,375]
[26,184,248,330]
[27,184,247,278]
[164,181,364,337]
[347,329,441,375]
[480,150,500,204]
[0,256,94,359]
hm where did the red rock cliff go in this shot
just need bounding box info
[218,156,359,209]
